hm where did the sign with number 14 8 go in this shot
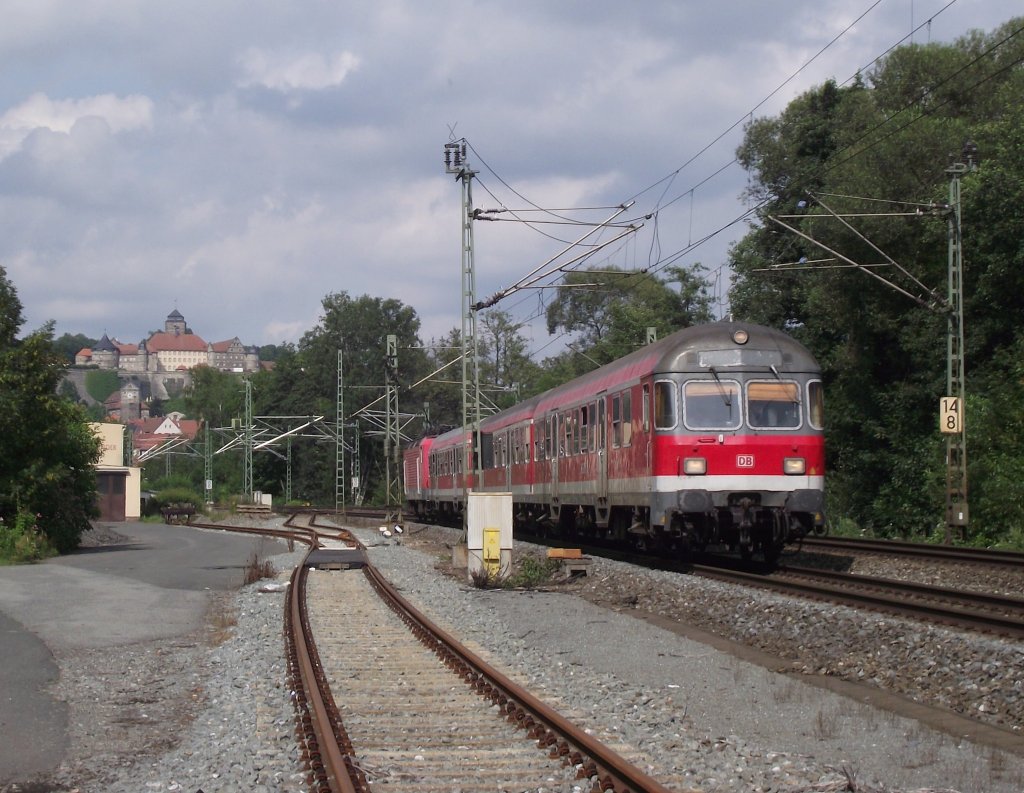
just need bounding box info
[940,397,962,434]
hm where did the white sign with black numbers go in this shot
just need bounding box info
[940,396,962,434]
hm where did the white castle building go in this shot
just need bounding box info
[75,308,260,374]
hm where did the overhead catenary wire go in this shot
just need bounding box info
[460,0,902,329]
[452,1,1021,369]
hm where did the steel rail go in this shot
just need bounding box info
[694,563,1024,639]
[287,562,361,793]
[799,535,1024,567]
[194,512,679,790]
[362,562,676,793]
[783,564,1024,614]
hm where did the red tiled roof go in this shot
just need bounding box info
[128,417,199,446]
[128,417,165,433]
[210,337,241,352]
[145,331,208,352]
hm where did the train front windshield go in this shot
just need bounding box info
[746,381,801,429]
[683,381,741,430]
[657,377,823,432]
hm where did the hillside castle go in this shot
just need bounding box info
[76,309,260,374]
[72,308,261,410]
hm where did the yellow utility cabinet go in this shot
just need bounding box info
[467,492,513,583]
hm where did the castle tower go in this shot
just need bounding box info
[120,381,141,422]
[165,308,186,335]
[92,333,119,370]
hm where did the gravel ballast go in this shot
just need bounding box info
[30,520,1024,793]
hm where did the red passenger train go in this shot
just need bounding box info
[403,321,825,563]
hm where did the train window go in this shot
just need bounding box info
[621,390,632,447]
[580,405,589,453]
[642,385,650,432]
[746,381,801,429]
[547,415,555,459]
[808,380,824,430]
[654,381,677,430]
[683,380,742,430]
[481,433,494,470]
[598,398,606,450]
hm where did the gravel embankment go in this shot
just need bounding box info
[36,520,1024,793]
[40,540,310,793]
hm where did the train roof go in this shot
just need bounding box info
[533,321,819,413]
[418,322,819,446]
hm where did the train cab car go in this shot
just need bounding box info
[646,323,825,561]
[403,321,825,564]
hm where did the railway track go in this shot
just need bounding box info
[278,516,679,793]
[799,534,1024,568]
[512,521,1024,639]
[693,562,1024,639]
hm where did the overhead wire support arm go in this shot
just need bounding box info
[807,192,946,308]
[765,213,938,312]
[474,218,642,311]
[503,200,635,288]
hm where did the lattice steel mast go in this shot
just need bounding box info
[444,139,482,526]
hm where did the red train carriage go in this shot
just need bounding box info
[404,321,825,563]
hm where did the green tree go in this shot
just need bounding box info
[479,310,543,409]
[728,19,1024,541]
[417,327,464,434]
[54,333,96,364]
[258,343,287,362]
[251,293,428,504]
[0,266,100,554]
[545,264,714,366]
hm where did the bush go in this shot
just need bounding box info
[150,487,203,516]
[0,511,56,564]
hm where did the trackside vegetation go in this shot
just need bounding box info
[729,17,1024,543]
[0,265,100,562]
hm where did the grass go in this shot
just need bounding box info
[811,706,840,740]
[242,552,277,585]
[207,595,238,645]
[0,512,56,564]
[469,554,563,589]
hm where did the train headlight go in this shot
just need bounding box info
[683,457,707,475]
[732,328,749,345]
[783,457,806,475]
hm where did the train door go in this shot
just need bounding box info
[547,412,560,513]
[595,393,608,525]
[643,382,652,489]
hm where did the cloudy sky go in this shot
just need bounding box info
[1,1,1018,357]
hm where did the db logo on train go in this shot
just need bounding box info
[736,454,755,468]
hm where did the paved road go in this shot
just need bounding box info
[0,521,289,786]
